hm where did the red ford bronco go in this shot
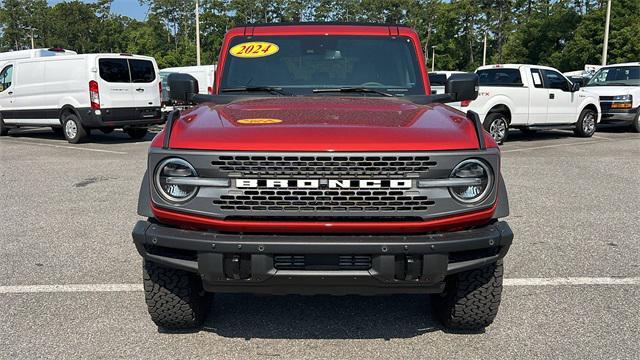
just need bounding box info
[133,23,512,331]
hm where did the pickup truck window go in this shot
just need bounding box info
[586,66,640,87]
[542,69,570,91]
[220,35,424,96]
[0,64,12,92]
[477,69,522,87]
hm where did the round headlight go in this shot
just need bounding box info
[449,159,493,204]
[154,158,198,203]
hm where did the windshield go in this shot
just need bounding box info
[586,66,640,87]
[220,35,425,96]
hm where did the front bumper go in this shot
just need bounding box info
[599,104,639,123]
[132,220,513,295]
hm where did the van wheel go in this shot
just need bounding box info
[630,112,640,133]
[125,127,148,139]
[484,113,509,144]
[62,113,89,143]
[0,116,8,136]
[574,108,597,137]
[143,260,210,329]
[432,260,504,330]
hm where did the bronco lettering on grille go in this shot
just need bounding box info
[236,179,412,189]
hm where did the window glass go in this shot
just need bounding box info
[530,69,544,88]
[130,59,156,83]
[476,68,522,86]
[542,69,569,90]
[586,66,640,86]
[221,35,424,96]
[99,59,130,83]
[0,65,13,92]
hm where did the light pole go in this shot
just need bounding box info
[483,32,488,66]
[602,0,612,66]
[195,0,201,66]
[431,46,436,72]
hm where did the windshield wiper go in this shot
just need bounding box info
[312,87,394,97]
[220,86,291,96]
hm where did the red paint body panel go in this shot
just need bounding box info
[151,204,497,234]
[155,97,486,151]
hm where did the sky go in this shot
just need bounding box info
[47,0,150,20]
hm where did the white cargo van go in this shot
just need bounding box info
[0,53,163,143]
[583,62,640,132]
[0,48,77,62]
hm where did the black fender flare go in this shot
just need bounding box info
[137,170,153,218]
[493,173,510,219]
[58,105,81,125]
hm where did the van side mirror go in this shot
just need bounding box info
[168,73,199,104]
[445,73,479,102]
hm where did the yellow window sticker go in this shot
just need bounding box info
[230,42,279,58]
[237,118,282,124]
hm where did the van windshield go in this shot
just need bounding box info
[99,58,156,83]
[586,66,640,87]
[220,35,424,96]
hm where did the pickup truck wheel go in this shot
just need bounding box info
[484,113,509,144]
[574,108,597,137]
[631,112,640,133]
[143,260,210,329]
[125,127,149,139]
[432,260,503,330]
[0,116,8,136]
[62,113,89,143]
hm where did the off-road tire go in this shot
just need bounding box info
[574,108,597,137]
[631,111,640,133]
[483,113,509,144]
[125,127,148,139]
[143,260,210,329]
[62,113,89,143]
[432,260,503,330]
[0,115,8,136]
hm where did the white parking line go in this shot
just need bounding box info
[3,139,128,155]
[502,140,610,153]
[1,277,638,294]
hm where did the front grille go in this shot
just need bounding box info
[213,189,435,213]
[211,155,437,178]
[274,255,372,270]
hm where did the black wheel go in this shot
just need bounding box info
[51,127,64,137]
[143,260,210,329]
[574,108,597,137]
[0,115,8,136]
[432,260,503,330]
[61,113,89,143]
[125,127,149,139]
[483,113,509,144]
[630,112,640,133]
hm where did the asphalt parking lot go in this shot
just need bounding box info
[1,126,639,359]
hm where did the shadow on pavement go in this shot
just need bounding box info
[166,294,484,339]
[5,127,161,144]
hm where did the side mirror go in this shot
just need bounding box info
[168,73,199,104]
[445,73,479,102]
[571,82,581,92]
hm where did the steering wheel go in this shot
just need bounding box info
[359,82,384,87]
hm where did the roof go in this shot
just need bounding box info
[236,22,410,28]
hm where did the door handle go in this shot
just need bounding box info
[549,93,555,99]
[136,88,144,92]
[7,91,13,95]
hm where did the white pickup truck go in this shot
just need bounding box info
[582,62,640,132]
[452,64,601,143]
